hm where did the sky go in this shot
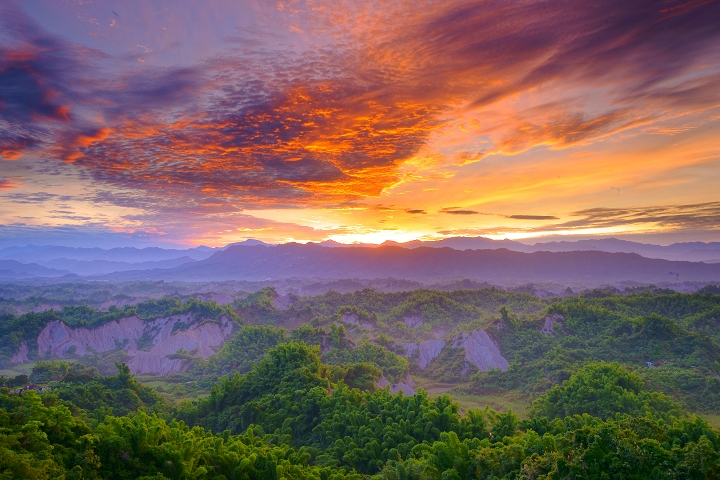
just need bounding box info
[1,0,719,248]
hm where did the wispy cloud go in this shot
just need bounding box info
[1,192,58,203]
[440,207,480,215]
[507,215,559,221]
[0,178,23,190]
[563,202,720,232]
[434,202,720,241]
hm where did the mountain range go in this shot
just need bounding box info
[0,237,719,286]
[105,243,720,284]
[368,237,720,263]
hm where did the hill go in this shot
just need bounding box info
[0,260,71,279]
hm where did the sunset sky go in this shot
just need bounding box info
[1,0,719,248]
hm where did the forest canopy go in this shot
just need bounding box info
[1,286,720,478]
[2,344,720,479]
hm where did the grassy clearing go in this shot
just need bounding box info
[699,412,720,430]
[0,362,35,378]
[412,375,532,418]
[135,376,207,402]
[448,391,532,418]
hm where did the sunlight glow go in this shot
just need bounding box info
[327,230,439,245]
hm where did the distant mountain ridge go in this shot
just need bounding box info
[1,237,720,283]
[336,237,720,263]
[0,245,215,277]
[0,260,71,278]
[36,256,198,276]
[96,244,720,286]
[521,238,720,262]
[0,245,215,263]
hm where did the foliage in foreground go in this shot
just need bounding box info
[2,342,720,479]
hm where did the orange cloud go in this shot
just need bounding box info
[0,178,23,190]
[60,127,113,162]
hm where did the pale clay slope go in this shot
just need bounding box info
[403,316,423,328]
[377,372,416,395]
[16,311,508,380]
[541,314,566,336]
[35,314,233,375]
[341,312,375,330]
[402,340,446,370]
[272,294,295,311]
[403,329,509,372]
[450,330,510,371]
[11,341,29,364]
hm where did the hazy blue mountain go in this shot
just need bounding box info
[2,238,720,280]
[0,260,72,279]
[36,256,198,276]
[221,239,272,249]
[0,245,215,263]
[526,238,720,262]
[325,236,720,262]
[95,244,720,285]
[380,237,525,250]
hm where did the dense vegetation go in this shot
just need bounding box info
[34,361,167,417]
[231,287,720,413]
[291,287,547,341]
[0,281,247,314]
[470,291,720,412]
[2,343,720,479]
[190,323,408,388]
[2,285,720,477]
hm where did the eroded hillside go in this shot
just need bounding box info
[3,286,720,415]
